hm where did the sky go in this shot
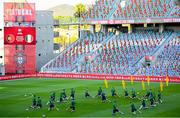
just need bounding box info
[26,0,96,10]
[0,0,96,28]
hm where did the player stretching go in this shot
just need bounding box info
[31,95,37,108]
[47,98,59,111]
[131,102,141,115]
[111,87,119,97]
[95,87,103,97]
[101,92,111,103]
[36,97,42,109]
[149,95,156,107]
[131,89,137,99]
[157,90,162,104]
[85,88,92,98]
[112,101,124,116]
[62,89,68,100]
[124,88,129,98]
[139,97,148,110]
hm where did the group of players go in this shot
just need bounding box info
[27,87,162,116]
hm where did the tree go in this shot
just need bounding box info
[74,3,87,38]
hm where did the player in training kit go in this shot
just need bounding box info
[145,89,153,99]
[157,90,162,104]
[139,97,148,110]
[36,97,42,109]
[112,101,124,116]
[96,87,102,97]
[101,92,111,103]
[51,92,56,101]
[70,88,75,100]
[48,99,54,111]
[62,89,68,100]
[70,99,75,112]
[124,89,129,97]
[131,103,141,114]
[149,95,156,107]
[85,88,92,98]
[101,92,106,102]
[131,89,136,99]
[58,92,64,103]
[111,87,119,97]
[47,98,59,111]
[31,95,37,108]
[67,99,75,112]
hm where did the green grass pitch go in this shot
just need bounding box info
[0,78,180,117]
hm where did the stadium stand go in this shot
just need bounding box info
[41,32,113,72]
[41,0,179,77]
[76,30,176,75]
[137,32,180,76]
[41,30,179,77]
[83,0,116,20]
[83,0,180,20]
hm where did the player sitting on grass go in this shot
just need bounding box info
[70,88,75,100]
[157,90,162,104]
[36,97,42,109]
[101,92,111,103]
[111,87,119,97]
[131,102,141,115]
[95,87,102,97]
[124,88,129,98]
[112,101,124,116]
[145,89,153,99]
[131,89,137,99]
[149,95,156,107]
[85,88,92,98]
[66,99,76,112]
[31,95,37,108]
[139,97,148,110]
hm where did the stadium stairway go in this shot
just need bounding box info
[106,0,119,19]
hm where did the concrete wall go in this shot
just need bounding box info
[36,11,57,71]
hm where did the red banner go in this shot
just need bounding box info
[0,73,180,83]
[4,27,36,45]
[4,2,35,22]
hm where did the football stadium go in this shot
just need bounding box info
[0,0,180,117]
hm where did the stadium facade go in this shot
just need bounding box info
[2,2,55,74]
[36,11,57,71]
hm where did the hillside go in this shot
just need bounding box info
[49,4,74,16]
[49,4,92,16]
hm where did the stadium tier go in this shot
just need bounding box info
[41,32,113,72]
[83,0,180,20]
[137,32,180,76]
[41,30,179,77]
